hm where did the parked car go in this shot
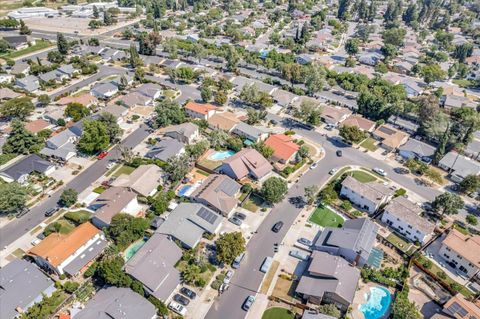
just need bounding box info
[394,167,410,174]
[180,287,197,299]
[260,257,273,273]
[336,150,342,157]
[373,167,387,176]
[232,252,246,269]
[44,206,59,217]
[16,207,30,218]
[106,161,116,169]
[229,217,243,226]
[297,238,312,246]
[272,221,284,233]
[174,294,190,306]
[234,212,247,220]
[242,295,256,311]
[168,301,187,316]
[289,250,310,261]
[329,168,338,175]
[97,151,109,160]
[310,162,318,169]
[224,270,234,284]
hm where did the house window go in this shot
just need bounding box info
[406,231,411,235]
[446,247,451,252]
[459,266,467,273]
[457,255,463,260]
[399,226,404,230]
[407,225,412,229]
[444,254,450,259]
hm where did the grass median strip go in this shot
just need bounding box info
[260,260,280,294]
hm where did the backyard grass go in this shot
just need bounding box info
[262,307,295,319]
[197,157,222,171]
[112,165,136,177]
[386,233,411,252]
[309,205,344,227]
[241,194,263,212]
[176,260,215,287]
[0,40,53,59]
[360,138,378,152]
[452,79,475,88]
[271,276,299,303]
[350,170,377,183]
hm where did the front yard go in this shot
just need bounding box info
[0,40,53,59]
[360,137,378,152]
[350,170,377,183]
[112,164,136,177]
[262,307,295,319]
[241,194,264,212]
[309,205,344,227]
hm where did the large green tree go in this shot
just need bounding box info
[432,193,464,217]
[77,120,110,154]
[154,100,186,128]
[0,182,27,215]
[3,120,42,154]
[215,232,246,265]
[65,102,90,122]
[339,125,367,144]
[261,177,288,204]
[1,96,34,120]
[98,112,123,143]
[57,32,69,55]
[107,214,149,250]
[392,290,422,319]
[59,188,78,207]
[459,175,480,194]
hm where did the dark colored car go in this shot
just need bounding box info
[180,287,197,299]
[336,150,343,157]
[44,207,59,217]
[174,294,190,306]
[229,217,243,226]
[272,221,284,233]
[394,167,410,174]
[235,212,247,220]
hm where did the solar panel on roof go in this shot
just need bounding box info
[217,179,239,196]
[197,207,218,225]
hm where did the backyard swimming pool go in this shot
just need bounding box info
[208,150,236,161]
[124,239,146,261]
[359,286,392,319]
[177,185,192,197]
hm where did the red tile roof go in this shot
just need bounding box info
[265,134,299,161]
[185,101,216,115]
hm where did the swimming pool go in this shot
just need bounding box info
[359,286,392,319]
[177,185,192,197]
[208,150,236,161]
[124,239,146,261]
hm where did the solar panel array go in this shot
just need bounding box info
[197,207,218,225]
[217,178,240,196]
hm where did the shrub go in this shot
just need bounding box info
[437,271,447,280]
[341,200,352,211]
[466,214,478,226]
[394,188,407,197]
[422,259,432,269]
[63,281,79,294]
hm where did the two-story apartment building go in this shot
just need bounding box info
[438,230,480,279]
[340,176,394,214]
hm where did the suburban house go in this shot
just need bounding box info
[272,89,298,107]
[397,138,436,163]
[156,203,222,249]
[341,115,376,132]
[438,229,480,279]
[190,174,241,216]
[295,54,315,65]
[28,222,108,277]
[381,196,435,244]
[90,81,119,99]
[443,294,480,319]
[145,138,186,162]
[11,62,30,76]
[0,259,56,319]
[438,151,480,182]
[89,187,141,229]
[0,88,21,100]
[220,148,273,180]
[184,101,217,120]
[116,91,152,108]
[111,164,163,197]
[296,251,360,311]
[264,134,299,164]
[313,218,379,267]
[124,233,182,302]
[160,122,199,144]
[358,50,383,65]
[15,75,40,93]
[0,154,55,184]
[443,95,477,110]
[231,122,269,143]
[320,106,352,125]
[56,93,98,108]
[75,287,156,319]
[3,35,33,50]
[340,176,394,214]
[208,112,240,132]
[40,123,83,161]
[25,119,50,134]
[103,103,129,123]
[372,124,409,151]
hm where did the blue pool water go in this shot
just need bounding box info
[208,150,236,161]
[124,239,146,261]
[359,287,392,319]
[178,185,192,197]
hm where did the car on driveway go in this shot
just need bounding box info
[234,212,246,220]
[174,294,190,306]
[180,287,196,299]
[232,252,245,269]
[336,150,342,157]
[289,250,310,261]
[242,295,256,311]
[228,217,243,226]
[272,221,284,233]
[297,238,312,246]
[373,167,387,176]
[168,301,187,316]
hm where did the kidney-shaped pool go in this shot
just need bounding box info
[358,286,392,319]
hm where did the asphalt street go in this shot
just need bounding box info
[0,125,150,248]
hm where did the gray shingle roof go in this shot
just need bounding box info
[439,151,480,178]
[62,234,108,276]
[383,196,435,235]
[191,174,241,215]
[0,154,54,181]
[398,138,436,158]
[145,138,185,162]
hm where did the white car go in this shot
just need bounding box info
[373,167,387,177]
[310,162,318,169]
[329,168,338,175]
[168,301,187,316]
[106,162,116,169]
[224,270,234,284]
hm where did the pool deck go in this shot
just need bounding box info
[351,281,395,319]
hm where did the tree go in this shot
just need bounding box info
[420,64,446,83]
[98,112,123,143]
[345,38,360,56]
[317,304,341,318]
[297,145,310,159]
[337,0,351,20]
[246,108,267,125]
[153,100,185,128]
[19,19,31,35]
[0,182,27,215]
[392,290,422,319]
[3,120,42,155]
[432,193,464,217]
[261,177,288,204]
[57,32,69,55]
[293,100,322,126]
[107,214,149,250]
[214,91,228,105]
[453,43,473,63]
[185,139,209,160]
[0,39,9,53]
[467,214,478,226]
[37,94,50,106]
[93,5,99,18]
[318,184,338,205]
[148,296,169,316]
[253,141,274,159]
[129,44,142,68]
[65,102,90,122]
[226,46,239,72]
[165,154,191,182]
[459,175,480,194]
[97,256,132,287]
[382,28,406,47]
[1,97,34,120]
[304,185,319,205]
[215,232,246,265]
[103,9,115,26]
[402,3,418,25]
[77,120,110,154]
[200,86,212,102]
[59,188,78,207]
[305,65,326,94]
[339,125,367,144]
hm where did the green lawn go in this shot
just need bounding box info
[0,40,53,60]
[241,194,263,212]
[309,206,344,227]
[360,138,378,152]
[350,170,377,183]
[93,186,106,194]
[262,307,295,319]
[112,165,136,177]
[452,79,474,88]
[386,233,411,252]
[64,210,92,224]
[44,219,75,236]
